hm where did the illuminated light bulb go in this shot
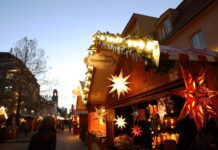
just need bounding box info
[127,40,133,47]
[138,40,145,49]
[92,37,96,41]
[152,41,160,66]
[110,37,115,43]
[100,35,105,41]
[116,37,123,43]
[146,41,155,51]
[133,40,138,48]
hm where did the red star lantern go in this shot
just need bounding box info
[131,125,142,137]
[173,64,217,131]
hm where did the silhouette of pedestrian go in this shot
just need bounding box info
[68,120,72,132]
[28,116,57,150]
[24,122,29,136]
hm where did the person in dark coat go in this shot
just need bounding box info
[28,116,57,150]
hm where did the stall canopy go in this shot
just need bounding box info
[160,45,218,62]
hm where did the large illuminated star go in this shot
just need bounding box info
[173,64,217,131]
[131,125,142,137]
[114,115,127,130]
[108,70,130,99]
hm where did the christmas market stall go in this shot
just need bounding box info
[73,81,88,141]
[84,31,218,150]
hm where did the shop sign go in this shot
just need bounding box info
[84,53,117,69]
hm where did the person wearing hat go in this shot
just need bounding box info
[28,116,57,150]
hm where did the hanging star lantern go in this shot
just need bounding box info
[173,64,217,131]
[157,98,167,122]
[93,107,107,125]
[108,70,130,99]
[114,115,127,130]
[131,125,142,137]
[132,106,140,122]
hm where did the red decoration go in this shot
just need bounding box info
[131,125,142,137]
[173,64,217,131]
[132,106,140,122]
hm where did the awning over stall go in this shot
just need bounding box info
[160,45,218,62]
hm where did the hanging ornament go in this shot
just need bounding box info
[157,98,167,122]
[0,106,8,119]
[108,70,131,99]
[114,115,127,130]
[131,125,142,137]
[173,64,217,131]
[132,106,140,122]
[93,107,107,125]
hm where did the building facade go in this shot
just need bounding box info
[0,52,40,125]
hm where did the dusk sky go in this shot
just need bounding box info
[0,0,182,110]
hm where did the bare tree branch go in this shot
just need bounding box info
[10,37,58,96]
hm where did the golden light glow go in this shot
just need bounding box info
[146,41,155,51]
[89,31,160,66]
[0,106,8,119]
[108,70,130,99]
[114,115,127,130]
[93,107,107,125]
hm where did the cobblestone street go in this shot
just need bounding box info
[0,130,87,150]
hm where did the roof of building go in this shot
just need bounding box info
[0,52,38,85]
[122,13,158,37]
[161,0,215,42]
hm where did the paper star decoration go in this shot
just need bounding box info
[157,99,166,122]
[132,106,140,122]
[0,106,8,119]
[108,70,130,99]
[114,115,127,130]
[93,107,107,125]
[131,125,142,137]
[173,64,217,131]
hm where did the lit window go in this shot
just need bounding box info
[4,86,13,92]
[6,73,14,79]
[191,31,206,49]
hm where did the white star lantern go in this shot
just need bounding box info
[108,70,130,99]
[114,115,127,130]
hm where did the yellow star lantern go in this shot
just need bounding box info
[0,106,8,119]
[114,115,127,130]
[108,70,130,99]
[93,107,107,125]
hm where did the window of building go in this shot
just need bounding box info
[165,18,172,34]
[158,17,172,40]
[6,73,14,79]
[191,31,206,49]
[4,86,13,92]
